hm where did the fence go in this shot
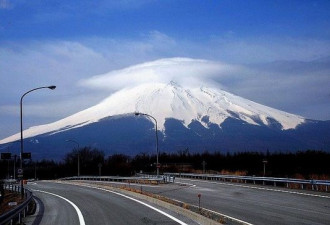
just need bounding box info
[61,175,170,184]
[164,173,330,191]
[0,183,33,225]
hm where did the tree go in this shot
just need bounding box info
[105,154,131,176]
[64,147,105,176]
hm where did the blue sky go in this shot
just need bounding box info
[1,0,330,140]
[1,1,329,40]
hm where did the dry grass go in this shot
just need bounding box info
[182,203,190,210]
[220,170,247,176]
[286,174,330,191]
[0,190,24,215]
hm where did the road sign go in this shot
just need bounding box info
[22,152,31,159]
[1,153,11,160]
[17,169,23,178]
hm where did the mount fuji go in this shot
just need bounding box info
[1,68,329,160]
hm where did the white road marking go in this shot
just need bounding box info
[71,183,188,225]
[62,180,251,224]
[31,189,86,225]
[88,180,196,188]
[171,197,254,225]
[181,178,330,199]
[202,207,254,225]
[174,181,196,187]
[86,180,159,188]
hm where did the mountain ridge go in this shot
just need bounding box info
[2,80,329,160]
[0,81,305,145]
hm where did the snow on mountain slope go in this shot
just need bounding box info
[0,81,305,144]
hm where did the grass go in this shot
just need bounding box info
[0,190,24,215]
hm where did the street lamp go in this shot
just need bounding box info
[20,85,56,197]
[134,112,160,176]
[66,139,80,177]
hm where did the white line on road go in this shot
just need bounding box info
[87,180,160,188]
[170,197,254,225]
[88,180,196,188]
[182,178,330,199]
[31,189,86,225]
[174,181,196,187]
[73,183,188,225]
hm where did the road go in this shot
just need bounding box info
[144,178,330,225]
[25,181,199,225]
[90,177,330,225]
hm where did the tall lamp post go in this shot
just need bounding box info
[20,85,56,197]
[135,112,159,176]
[66,139,80,177]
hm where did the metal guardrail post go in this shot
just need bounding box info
[164,172,330,192]
[0,185,33,224]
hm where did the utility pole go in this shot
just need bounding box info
[34,162,37,180]
[13,155,16,180]
[98,163,102,176]
[263,160,268,176]
[202,160,207,174]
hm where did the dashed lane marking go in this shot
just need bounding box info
[181,178,330,199]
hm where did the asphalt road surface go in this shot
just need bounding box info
[25,181,200,225]
[89,177,330,225]
[141,178,330,225]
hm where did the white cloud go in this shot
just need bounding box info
[206,36,330,63]
[78,57,238,91]
[1,31,330,139]
[0,0,13,9]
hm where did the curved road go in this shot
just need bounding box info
[136,177,330,225]
[26,181,199,225]
[86,178,330,225]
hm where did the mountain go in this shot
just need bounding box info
[0,81,329,160]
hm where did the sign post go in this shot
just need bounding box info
[17,169,23,179]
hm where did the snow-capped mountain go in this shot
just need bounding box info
[1,79,329,160]
[0,81,305,144]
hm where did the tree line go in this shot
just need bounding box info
[0,147,329,180]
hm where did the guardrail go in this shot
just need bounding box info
[164,173,330,192]
[0,183,33,225]
[61,175,172,184]
[135,173,175,183]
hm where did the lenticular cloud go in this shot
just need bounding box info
[78,57,236,91]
